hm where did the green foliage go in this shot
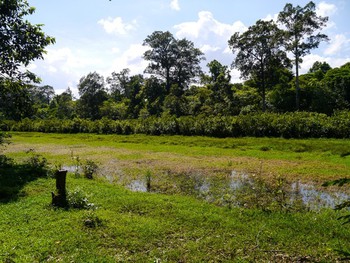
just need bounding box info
[229,19,290,111]
[67,187,95,209]
[77,72,108,120]
[143,30,204,91]
[82,159,98,179]
[23,149,51,177]
[0,0,55,80]
[82,211,103,228]
[3,111,350,138]
[323,178,350,224]
[278,1,329,110]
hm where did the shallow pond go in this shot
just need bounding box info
[127,170,350,210]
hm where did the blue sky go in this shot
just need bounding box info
[27,0,350,95]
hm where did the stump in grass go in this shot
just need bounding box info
[51,169,68,207]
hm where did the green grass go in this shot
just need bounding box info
[0,176,349,262]
[4,132,350,183]
[1,132,350,261]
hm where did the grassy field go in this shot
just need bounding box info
[1,132,350,262]
[4,132,350,183]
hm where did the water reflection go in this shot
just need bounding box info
[126,170,350,210]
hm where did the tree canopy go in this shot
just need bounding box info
[143,31,204,92]
[229,19,290,111]
[278,1,329,110]
[0,0,55,81]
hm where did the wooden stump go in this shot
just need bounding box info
[51,170,68,207]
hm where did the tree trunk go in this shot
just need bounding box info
[51,169,68,207]
[295,48,300,111]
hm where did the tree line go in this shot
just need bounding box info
[1,1,350,135]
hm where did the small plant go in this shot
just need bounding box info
[0,154,14,168]
[323,178,350,224]
[24,149,52,177]
[260,146,270,152]
[71,151,82,178]
[82,159,98,179]
[67,188,95,210]
[82,211,103,228]
[145,170,152,192]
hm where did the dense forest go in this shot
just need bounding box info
[1,1,350,137]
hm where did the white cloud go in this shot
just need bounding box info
[263,13,279,22]
[200,44,220,53]
[316,1,337,17]
[174,11,245,79]
[324,34,350,55]
[108,44,149,76]
[170,0,180,11]
[299,53,350,74]
[98,17,137,35]
[174,11,246,40]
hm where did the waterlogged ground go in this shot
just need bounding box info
[2,132,350,261]
[4,132,350,210]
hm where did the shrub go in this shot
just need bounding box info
[4,110,350,138]
[67,188,95,209]
[82,159,98,179]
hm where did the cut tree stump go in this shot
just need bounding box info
[51,169,68,207]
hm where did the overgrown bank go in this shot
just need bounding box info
[2,111,350,138]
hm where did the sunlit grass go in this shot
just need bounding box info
[1,132,350,261]
[1,176,349,262]
[4,132,350,183]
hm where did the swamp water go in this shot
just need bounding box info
[63,163,349,210]
[127,170,349,211]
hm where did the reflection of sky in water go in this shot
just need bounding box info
[63,165,349,210]
[128,180,147,192]
[230,170,350,210]
[291,182,350,209]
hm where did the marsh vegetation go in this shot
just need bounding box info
[1,132,350,261]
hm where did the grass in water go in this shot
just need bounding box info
[1,132,350,261]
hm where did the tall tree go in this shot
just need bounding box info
[0,0,55,81]
[50,88,76,119]
[143,31,204,92]
[202,60,234,115]
[228,19,290,111]
[107,68,130,100]
[77,72,108,120]
[278,1,328,110]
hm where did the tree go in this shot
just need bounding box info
[0,79,35,120]
[309,61,331,74]
[77,72,108,120]
[278,1,328,110]
[0,0,55,80]
[143,31,204,92]
[202,60,234,115]
[228,19,290,111]
[139,76,166,117]
[50,88,76,119]
[107,68,130,101]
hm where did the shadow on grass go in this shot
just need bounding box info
[0,154,50,203]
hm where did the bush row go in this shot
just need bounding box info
[2,111,350,138]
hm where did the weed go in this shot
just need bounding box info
[145,170,152,192]
[71,151,81,178]
[67,188,95,210]
[0,155,14,168]
[82,211,103,228]
[24,149,52,177]
[233,174,306,212]
[260,146,270,151]
[82,159,98,179]
[340,151,350,158]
